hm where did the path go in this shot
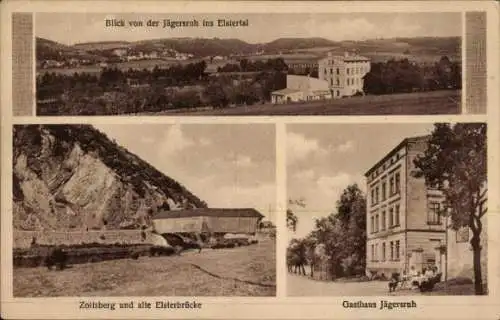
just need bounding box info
[287,273,421,296]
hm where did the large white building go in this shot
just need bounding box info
[318,52,371,99]
[271,75,331,104]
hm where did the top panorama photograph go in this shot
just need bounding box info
[36,12,462,116]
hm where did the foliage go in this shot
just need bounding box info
[286,209,298,232]
[363,56,461,95]
[287,184,367,279]
[413,123,487,295]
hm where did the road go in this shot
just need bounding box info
[148,90,461,116]
[287,273,420,297]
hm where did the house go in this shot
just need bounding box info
[112,48,128,57]
[285,58,319,75]
[318,51,371,98]
[271,75,331,104]
[364,135,447,277]
[151,208,264,235]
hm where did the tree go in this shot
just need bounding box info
[413,123,487,295]
[287,209,298,232]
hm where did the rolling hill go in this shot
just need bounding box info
[36,36,461,62]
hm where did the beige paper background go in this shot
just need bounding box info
[1,1,499,319]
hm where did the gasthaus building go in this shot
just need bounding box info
[364,135,447,278]
[151,208,264,236]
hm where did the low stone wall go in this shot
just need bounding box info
[14,230,154,248]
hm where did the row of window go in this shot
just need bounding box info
[346,66,368,75]
[323,65,369,76]
[370,172,401,206]
[370,240,400,262]
[369,153,402,181]
[370,204,400,233]
[328,77,363,87]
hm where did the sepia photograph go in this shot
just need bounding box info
[286,122,487,296]
[12,123,276,297]
[35,12,462,116]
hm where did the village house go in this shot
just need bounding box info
[271,75,331,104]
[318,51,371,98]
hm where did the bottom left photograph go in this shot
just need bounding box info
[12,123,276,297]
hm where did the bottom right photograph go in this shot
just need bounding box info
[286,122,488,296]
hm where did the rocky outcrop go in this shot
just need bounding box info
[13,125,207,231]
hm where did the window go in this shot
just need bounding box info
[395,173,401,193]
[370,216,374,233]
[389,177,395,195]
[428,202,442,225]
[336,68,339,75]
[395,204,400,226]
[382,182,387,201]
[389,207,394,227]
[347,68,350,75]
[375,243,378,261]
[371,189,375,205]
[395,240,400,260]
[324,69,327,75]
[390,241,394,260]
[336,90,340,97]
[375,214,379,232]
[456,227,469,243]
[331,79,334,85]
[382,242,386,261]
[381,211,386,231]
[371,244,375,261]
[330,68,333,74]
[375,187,379,204]
[336,78,340,86]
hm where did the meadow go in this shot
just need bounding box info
[13,238,276,297]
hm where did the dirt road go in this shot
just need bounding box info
[287,273,420,297]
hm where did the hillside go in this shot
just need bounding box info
[36,36,461,61]
[13,125,207,231]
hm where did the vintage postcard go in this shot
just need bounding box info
[1,1,500,320]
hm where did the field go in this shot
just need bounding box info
[148,90,461,116]
[13,238,276,297]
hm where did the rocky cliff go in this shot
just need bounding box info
[13,125,207,231]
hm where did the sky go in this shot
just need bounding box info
[36,12,462,45]
[93,123,276,222]
[286,123,436,241]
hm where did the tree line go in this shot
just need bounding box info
[36,60,287,115]
[363,56,461,95]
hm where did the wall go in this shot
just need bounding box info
[367,232,405,275]
[446,212,488,284]
[14,229,153,248]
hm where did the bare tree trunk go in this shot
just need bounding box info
[471,234,484,295]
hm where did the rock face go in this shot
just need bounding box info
[13,125,207,231]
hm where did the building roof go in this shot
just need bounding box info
[319,52,370,63]
[152,208,264,220]
[364,135,430,177]
[271,88,301,95]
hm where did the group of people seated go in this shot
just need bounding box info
[388,264,440,292]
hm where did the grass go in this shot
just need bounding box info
[151,90,461,116]
[13,238,275,297]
